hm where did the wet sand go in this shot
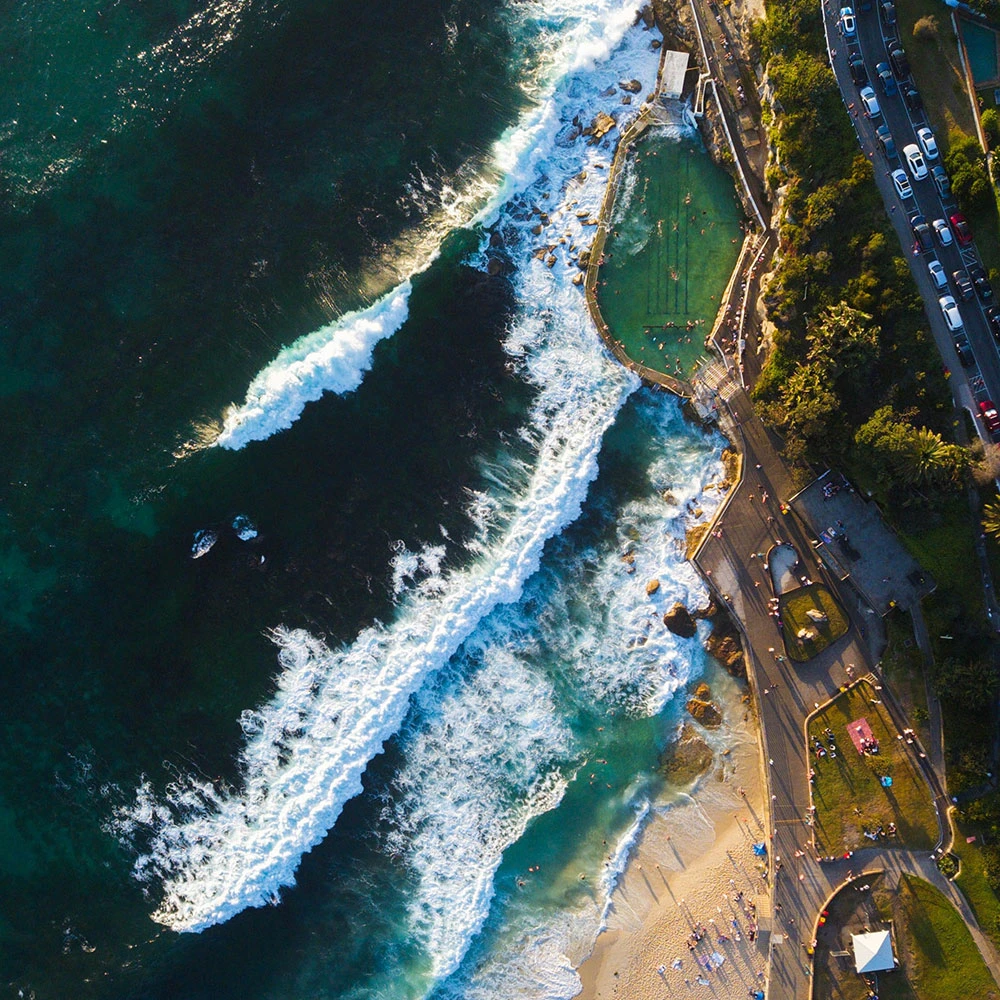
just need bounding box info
[575,692,769,1000]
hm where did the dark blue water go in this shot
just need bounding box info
[0,2,736,997]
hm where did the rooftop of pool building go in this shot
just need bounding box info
[595,129,744,380]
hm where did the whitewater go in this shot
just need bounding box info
[110,5,727,993]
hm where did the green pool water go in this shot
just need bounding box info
[962,20,999,85]
[596,129,744,379]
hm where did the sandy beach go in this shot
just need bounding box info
[575,681,770,1000]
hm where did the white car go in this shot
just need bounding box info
[928,259,947,290]
[903,143,927,180]
[916,126,939,161]
[939,294,964,332]
[840,6,857,35]
[859,86,881,118]
[891,168,913,199]
[932,218,952,247]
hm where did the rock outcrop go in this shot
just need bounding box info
[663,601,697,638]
[659,722,714,784]
[686,697,723,728]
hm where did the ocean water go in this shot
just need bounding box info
[0,1,736,997]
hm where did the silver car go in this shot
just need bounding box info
[939,294,963,332]
[903,143,927,180]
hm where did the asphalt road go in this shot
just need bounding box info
[825,0,1000,439]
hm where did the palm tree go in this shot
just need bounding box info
[984,498,1000,540]
[905,427,953,487]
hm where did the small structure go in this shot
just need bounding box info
[805,607,828,624]
[851,930,895,973]
[660,50,691,100]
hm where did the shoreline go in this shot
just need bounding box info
[574,674,770,1000]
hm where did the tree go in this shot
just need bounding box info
[913,14,939,42]
[983,107,1000,150]
[945,133,992,215]
[855,406,968,490]
[984,497,1000,539]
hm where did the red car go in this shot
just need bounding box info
[980,400,1000,433]
[950,212,973,246]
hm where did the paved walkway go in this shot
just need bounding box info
[690,377,1000,999]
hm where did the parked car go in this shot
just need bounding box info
[910,213,933,252]
[931,218,952,247]
[850,56,867,85]
[889,46,909,78]
[903,87,922,111]
[876,61,897,95]
[940,294,964,331]
[953,270,974,301]
[928,258,947,290]
[902,143,927,180]
[931,165,950,198]
[859,86,881,118]
[882,0,896,24]
[876,124,897,159]
[915,126,939,161]
[986,305,1000,342]
[950,212,973,246]
[970,265,994,302]
[891,168,912,199]
[954,334,975,366]
[840,6,857,35]
[980,400,1000,433]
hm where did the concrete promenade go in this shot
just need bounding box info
[690,377,1000,999]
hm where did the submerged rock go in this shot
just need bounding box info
[659,722,714,784]
[686,697,723,728]
[663,601,697,637]
[232,515,258,541]
[191,529,218,559]
[619,78,643,93]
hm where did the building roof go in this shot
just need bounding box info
[851,930,894,973]
[660,50,690,100]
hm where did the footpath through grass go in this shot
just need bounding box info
[953,815,1000,951]
[809,682,938,853]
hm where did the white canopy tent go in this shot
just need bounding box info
[851,930,894,973]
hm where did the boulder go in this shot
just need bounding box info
[663,601,697,637]
[620,79,643,93]
[704,620,746,679]
[686,698,723,728]
[693,681,712,701]
[486,258,503,277]
[588,111,617,139]
[658,722,714,784]
[646,578,660,595]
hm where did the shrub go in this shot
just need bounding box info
[913,15,939,43]
[982,107,1000,150]
[937,852,959,878]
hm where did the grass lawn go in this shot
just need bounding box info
[953,817,1000,951]
[897,503,983,615]
[892,874,999,1000]
[814,873,998,1000]
[779,583,849,662]
[879,608,932,748]
[809,682,938,853]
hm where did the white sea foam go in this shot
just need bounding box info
[213,0,648,449]
[215,282,412,450]
[111,0,702,953]
[387,650,571,981]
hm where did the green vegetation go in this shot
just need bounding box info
[880,609,931,744]
[809,683,938,852]
[952,813,1000,950]
[892,874,999,1000]
[756,0,1000,809]
[985,497,1000,540]
[778,583,848,661]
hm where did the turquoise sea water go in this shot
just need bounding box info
[0,2,738,997]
